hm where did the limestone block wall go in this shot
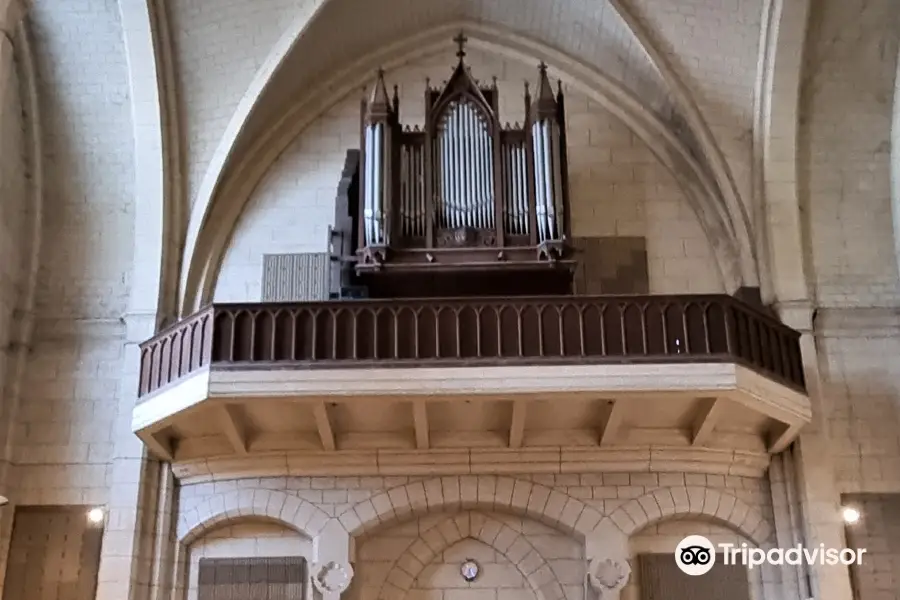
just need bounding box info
[819,311,900,493]
[353,511,583,600]
[175,472,775,600]
[168,0,316,211]
[796,0,900,516]
[11,0,135,506]
[0,18,28,485]
[799,0,900,307]
[624,0,763,217]
[796,4,900,598]
[214,49,725,302]
[843,493,900,600]
[185,521,311,600]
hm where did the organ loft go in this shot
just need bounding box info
[332,33,574,298]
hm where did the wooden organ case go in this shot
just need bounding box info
[346,34,574,298]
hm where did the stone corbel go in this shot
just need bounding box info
[311,519,354,600]
[772,299,814,333]
[585,520,631,600]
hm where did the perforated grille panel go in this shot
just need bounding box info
[261,253,329,302]
[2,506,103,600]
[198,557,307,600]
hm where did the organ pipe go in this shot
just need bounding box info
[532,121,548,241]
[541,121,555,239]
[434,99,496,231]
[363,124,375,244]
[529,61,565,243]
[550,121,564,234]
[356,35,569,264]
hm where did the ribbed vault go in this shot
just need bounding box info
[238,0,676,147]
[178,0,759,313]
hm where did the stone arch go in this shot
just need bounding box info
[338,476,601,541]
[375,511,566,600]
[177,488,330,544]
[178,0,328,311]
[180,22,753,313]
[596,486,772,546]
[891,45,900,282]
[118,0,183,322]
[754,0,812,304]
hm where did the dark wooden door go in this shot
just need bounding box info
[639,553,751,600]
[198,557,307,600]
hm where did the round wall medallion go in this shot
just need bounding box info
[311,561,354,594]
[460,559,480,582]
[588,557,630,595]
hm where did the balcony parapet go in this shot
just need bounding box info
[137,294,806,402]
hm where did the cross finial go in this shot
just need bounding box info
[538,61,548,75]
[454,32,468,60]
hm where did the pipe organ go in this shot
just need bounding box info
[353,33,573,289]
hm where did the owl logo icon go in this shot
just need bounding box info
[675,535,716,576]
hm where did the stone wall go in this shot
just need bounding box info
[169,0,316,211]
[175,472,775,600]
[799,0,900,308]
[795,2,900,597]
[843,493,900,600]
[353,511,582,600]
[0,11,27,489]
[213,49,725,302]
[185,521,310,600]
[9,0,135,508]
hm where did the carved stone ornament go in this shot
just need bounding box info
[311,561,355,595]
[587,557,630,597]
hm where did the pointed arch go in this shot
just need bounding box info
[375,511,566,600]
[177,488,330,545]
[336,475,601,540]
[180,22,753,313]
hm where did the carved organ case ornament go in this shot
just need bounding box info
[356,33,573,276]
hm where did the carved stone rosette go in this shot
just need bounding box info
[587,556,631,599]
[311,561,355,596]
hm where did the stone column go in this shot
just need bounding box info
[767,453,806,598]
[778,301,854,600]
[94,0,174,597]
[150,463,176,600]
[94,312,160,600]
[891,47,900,282]
[0,0,19,498]
[0,2,26,594]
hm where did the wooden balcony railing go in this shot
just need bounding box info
[137,294,806,400]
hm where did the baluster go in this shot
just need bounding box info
[557,304,566,356]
